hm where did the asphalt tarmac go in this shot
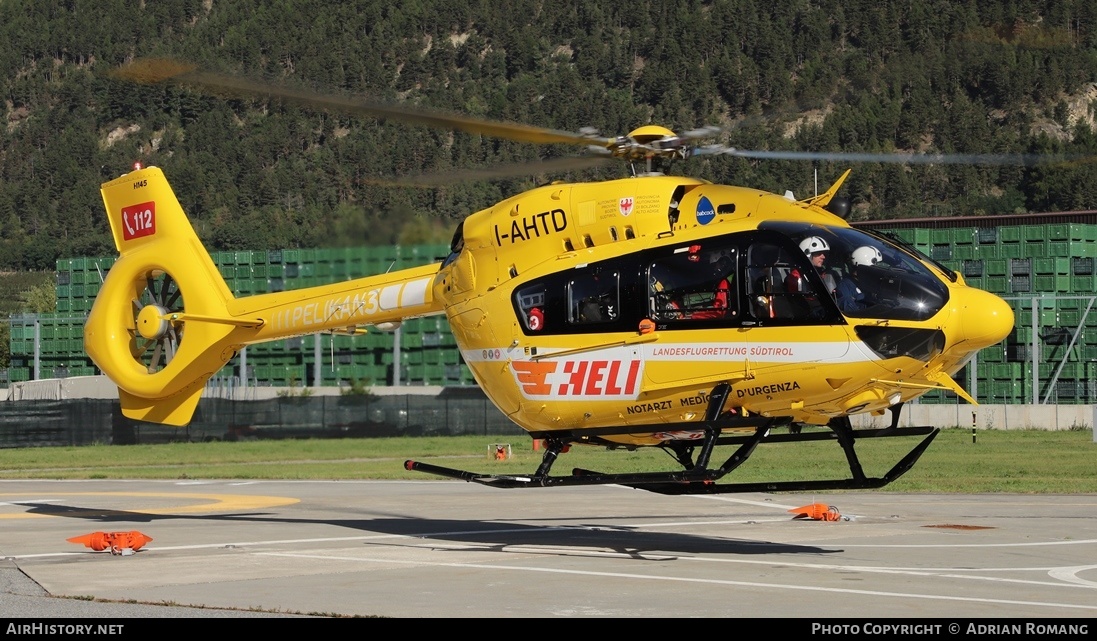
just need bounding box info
[1,479,1096,620]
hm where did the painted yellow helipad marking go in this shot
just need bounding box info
[0,492,299,519]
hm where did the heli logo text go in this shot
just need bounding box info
[120,202,156,241]
[512,359,642,400]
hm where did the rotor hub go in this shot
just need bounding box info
[136,304,171,340]
[627,125,676,143]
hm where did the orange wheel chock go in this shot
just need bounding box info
[789,503,842,522]
[67,531,153,555]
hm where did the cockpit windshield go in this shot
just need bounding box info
[761,222,949,322]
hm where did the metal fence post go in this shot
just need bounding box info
[33,317,40,380]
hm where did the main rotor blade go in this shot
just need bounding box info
[112,59,615,148]
[360,155,618,187]
[701,146,1066,167]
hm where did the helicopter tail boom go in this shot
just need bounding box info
[86,166,242,425]
[86,166,444,426]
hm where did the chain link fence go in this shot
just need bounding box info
[0,391,525,448]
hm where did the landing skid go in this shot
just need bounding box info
[404,383,940,495]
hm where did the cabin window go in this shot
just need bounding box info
[648,245,738,323]
[516,285,547,331]
[568,272,619,324]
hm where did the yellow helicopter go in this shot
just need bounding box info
[85,59,1019,495]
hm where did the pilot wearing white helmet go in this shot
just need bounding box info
[835,245,883,313]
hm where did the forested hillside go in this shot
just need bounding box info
[2,0,1097,272]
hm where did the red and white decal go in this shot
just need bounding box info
[512,359,643,400]
[120,202,156,241]
[618,197,634,216]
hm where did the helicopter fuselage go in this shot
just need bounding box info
[436,174,1012,444]
[86,167,1012,440]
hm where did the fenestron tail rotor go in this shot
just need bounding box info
[131,270,184,374]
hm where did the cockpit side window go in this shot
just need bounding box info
[746,238,840,325]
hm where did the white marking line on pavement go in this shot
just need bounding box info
[254,549,1097,612]
[370,539,1097,590]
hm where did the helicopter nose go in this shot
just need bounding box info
[953,287,1014,351]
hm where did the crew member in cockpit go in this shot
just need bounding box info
[835,245,882,313]
[788,236,837,296]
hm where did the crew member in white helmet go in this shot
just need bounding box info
[787,236,837,296]
[835,245,883,313]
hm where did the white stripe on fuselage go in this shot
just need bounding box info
[462,341,871,365]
